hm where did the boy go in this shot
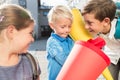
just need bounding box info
[82,0,120,80]
[46,5,74,80]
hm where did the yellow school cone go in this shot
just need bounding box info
[102,67,113,80]
[69,8,92,41]
[70,8,113,80]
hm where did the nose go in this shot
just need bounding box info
[31,36,34,43]
[66,27,71,33]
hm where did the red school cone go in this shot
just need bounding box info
[56,37,110,80]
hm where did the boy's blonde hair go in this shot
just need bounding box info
[47,5,73,24]
[0,4,34,33]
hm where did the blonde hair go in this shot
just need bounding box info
[0,4,34,33]
[47,5,73,24]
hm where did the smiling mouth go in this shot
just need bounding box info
[88,29,93,32]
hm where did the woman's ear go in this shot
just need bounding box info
[6,25,16,39]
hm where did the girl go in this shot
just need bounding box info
[0,4,41,80]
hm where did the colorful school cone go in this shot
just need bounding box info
[68,8,113,80]
[56,37,110,80]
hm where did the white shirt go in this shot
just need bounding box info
[100,19,120,65]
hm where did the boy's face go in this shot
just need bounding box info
[83,13,109,37]
[50,17,72,38]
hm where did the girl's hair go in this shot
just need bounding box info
[82,0,116,22]
[47,5,73,24]
[0,4,34,32]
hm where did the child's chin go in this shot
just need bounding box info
[61,36,67,38]
[90,32,97,37]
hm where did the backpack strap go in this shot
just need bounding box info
[26,52,39,80]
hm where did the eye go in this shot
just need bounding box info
[60,26,65,28]
[30,32,33,34]
[30,31,34,37]
[86,21,92,26]
[68,25,71,28]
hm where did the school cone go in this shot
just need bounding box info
[56,37,110,80]
[102,67,113,80]
[57,8,113,80]
[69,8,92,41]
[70,8,113,80]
